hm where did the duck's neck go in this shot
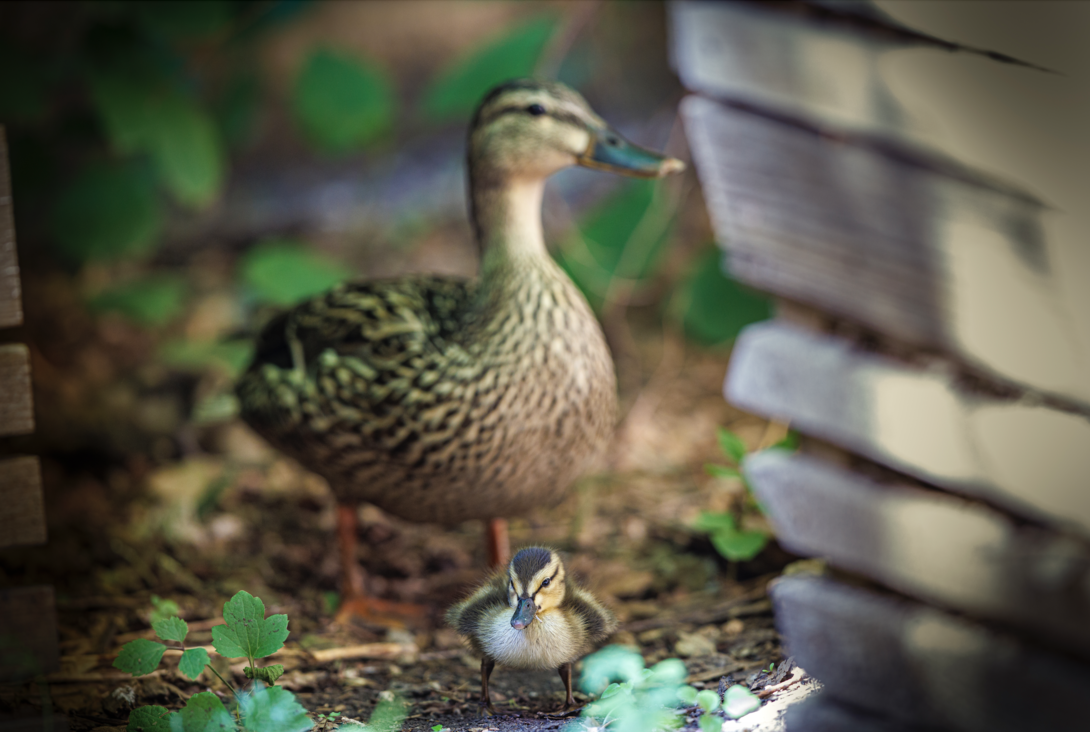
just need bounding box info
[471,174,549,274]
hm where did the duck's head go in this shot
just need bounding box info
[469,79,685,182]
[507,546,567,630]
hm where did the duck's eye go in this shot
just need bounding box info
[527,104,546,117]
[541,577,551,587]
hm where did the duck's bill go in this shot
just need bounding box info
[510,597,536,630]
[579,127,685,178]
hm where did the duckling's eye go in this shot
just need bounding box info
[527,104,546,117]
[541,577,551,587]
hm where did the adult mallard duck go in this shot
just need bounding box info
[447,546,616,712]
[235,79,683,623]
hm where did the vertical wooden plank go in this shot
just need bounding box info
[0,343,34,436]
[0,126,21,329]
[0,456,46,548]
[0,586,60,681]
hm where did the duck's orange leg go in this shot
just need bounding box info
[333,504,426,626]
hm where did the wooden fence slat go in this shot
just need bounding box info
[0,343,34,436]
[0,126,22,329]
[0,586,60,681]
[772,574,1090,732]
[727,320,1090,536]
[747,449,1090,659]
[0,456,45,548]
[683,96,1090,408]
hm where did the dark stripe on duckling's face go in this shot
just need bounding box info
[508,547,565,629]
[511,547,553,593]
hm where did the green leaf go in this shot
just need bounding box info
[692,511,736,533]
[648,658,687,686]
[174,691,235,732]
[238,683,313,732]
[676,247,772,345]
[716,427,747,465]
[723,685,761,719]
[159,340,253,378]
[89,70,225,208]
[579,645,645,695]
[419,16,558,122]
[127,705,176,732]
[365,697,407,732]
[211,591,289,661]
[149,97,225,208]
[179,648,210,680]
[244,664,284,684]
[89,275,188,327]
[675,686,698,705]
[697,689,721,712]
[555,180,673,312]
[699,712,722,732]
[432,725,443,731]
[153,617,189,643]
[771,431,800,451]
[216,73,261,149]
[704,464,741,479]
[52,161,162,263]
[239,239,350,306]
[150,596,181,625]
[293,48,395,153]
[114,639,167,677]
[710,525,769,563]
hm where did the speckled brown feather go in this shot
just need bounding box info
[236,80,621,525]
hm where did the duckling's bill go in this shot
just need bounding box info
[511,596,536,629]
[579,126,685,178]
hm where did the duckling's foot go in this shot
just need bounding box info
[333,595,427,628]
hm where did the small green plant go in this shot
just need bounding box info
[318,711,342,723]
[572,646,764,732]
[697,428,798,562]
[114,590,311,732]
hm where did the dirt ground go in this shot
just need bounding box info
[1,327,809,731]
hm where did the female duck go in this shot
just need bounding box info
[236,80,683,623]
[447,546,617,711]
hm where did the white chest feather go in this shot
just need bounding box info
[479,605,585,670]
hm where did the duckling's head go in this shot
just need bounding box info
[507,546,567,630]
[468,79,684,183]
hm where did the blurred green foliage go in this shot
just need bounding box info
[239,238,351,306]
[556,179,673,313]
[52,161,162,262]
[3,1,772,417]
[420,15,558,122]
[89,274,189,326]
[292,49,395,153]
[678,249,773,345]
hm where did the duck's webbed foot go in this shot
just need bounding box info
[333,504,427,628]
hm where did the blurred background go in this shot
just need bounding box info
[0,1,789,725]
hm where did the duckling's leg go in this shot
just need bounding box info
[333,503,426,625]
[479,657,497,714]
[558,662,575,709]
[486,518,510,568]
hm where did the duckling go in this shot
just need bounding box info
[447,546,617,712]
[235,79,684,624]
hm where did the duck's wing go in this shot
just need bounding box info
[236,275,475,453]
[562,583,618,646]
[447,571,510,637]
[247,275,474,372]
